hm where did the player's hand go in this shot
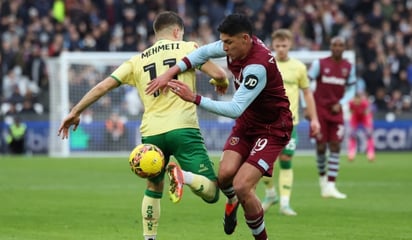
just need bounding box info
[167,80,196,103]
[331,103,341,114]
[146,65,180,95]
[58,112,81,139]
[145,74,172,96]
[209,78,229,95]
[310,118,321,137]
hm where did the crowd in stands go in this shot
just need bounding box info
[1,0,412,120]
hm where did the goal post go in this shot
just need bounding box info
[48,52,137,157]
[47,51,355,157]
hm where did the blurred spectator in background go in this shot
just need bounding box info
[0,0,411,119]
[6,116,27,154]
[104,111,126,151]
[20,99,37,114]
[373,87,390,112]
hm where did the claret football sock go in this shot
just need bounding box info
[245,210,268,240]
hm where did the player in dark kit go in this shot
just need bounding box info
[308,36,356,199]
[146,13,293,240]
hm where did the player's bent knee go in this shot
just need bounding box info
[201,189,220,204]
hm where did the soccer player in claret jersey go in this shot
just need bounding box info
[147,13,293,240]
[308,36,356,199]
[261,29,320,216]
[348,91,375,162]
[58,11,227,240]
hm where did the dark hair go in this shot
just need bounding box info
[217,13,253,36]
[153,11,184,33]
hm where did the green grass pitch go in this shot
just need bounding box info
[1,152,411,240]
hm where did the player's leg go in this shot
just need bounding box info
[261,129,298,213]
[365,114,375,161]
[166,128,219,203]
[236,135,288,240]
[322,123,347,199]
[278,154,296,216]
[219,126,251,235]
[348,118,358,161]
[261,175,278,212]
[315,117,328,196]
[219,149,243,235]
[141,179,164,240]
[234,162,268,240]
[278,128,297,216]
[140,137,170,240]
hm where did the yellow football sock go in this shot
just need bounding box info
[262,176,275,189]
[279,169,293,203]
[188,174,219,203]
[141,195,160,237]
[262,176,277,198]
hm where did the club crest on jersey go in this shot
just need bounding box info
[230,137,240,145]
[244,74,258,89]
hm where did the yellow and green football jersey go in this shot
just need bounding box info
[276,57,309,125]
[111,39,199,136]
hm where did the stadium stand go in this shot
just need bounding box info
[1,1,412,154]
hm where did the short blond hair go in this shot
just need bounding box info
[271,29,292,41]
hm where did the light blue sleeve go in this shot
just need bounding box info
[198,64,267,118]
[347,64,357,85]
[177,41,227,71]
[340,65,357,105]
[299,91,307,108]
[307,59,320,80]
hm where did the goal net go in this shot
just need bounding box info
[47,51,355,157]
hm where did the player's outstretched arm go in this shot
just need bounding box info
[200,61,226,80]
[200,61,229,95]
[145,65,181,95]
[167,80,196,103]
[146,41,227,95]
[58,77,119,139]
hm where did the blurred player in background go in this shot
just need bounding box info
[58,11,227,240]
[308,36,356,199]
[147,13,293,240]
[348,91,375,162]
[261,29,320,216]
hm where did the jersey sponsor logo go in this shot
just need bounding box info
[321,76,346,85]
[198,163,209,173]
[244,74,258,89]
[230,137,240,145]
[257,159,269,171]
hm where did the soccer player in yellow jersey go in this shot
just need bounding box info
[58,11,228,240]
[261,29,320,216]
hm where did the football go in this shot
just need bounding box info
[129,143,165,178]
